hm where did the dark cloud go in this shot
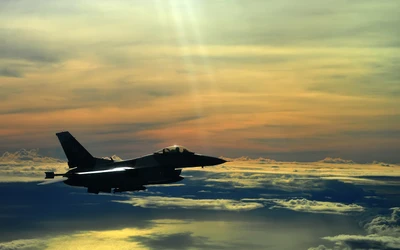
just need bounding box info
[85,114,203,138]
[250,137,328,148]
[336,148,400,165]
[130,231,265,250]
[129,232,208,250]
[91,123,163,136]
[0,28,70,79]
[0,80,198,114]
[250,137,375,162]
[250,141,400,163]
[272,151,337,163]
[343,129,400,139]
[0,106,75,115]
[69,77,193,108]
[309,180,367,204]
[0,68,23,78]
[229,149,336,162]
[309,81,400,99]
[0,29,66,63]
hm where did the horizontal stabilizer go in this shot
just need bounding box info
[38,177,67,185]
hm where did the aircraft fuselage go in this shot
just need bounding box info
[42,132,226,194]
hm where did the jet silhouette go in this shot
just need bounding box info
[40,131,226,194]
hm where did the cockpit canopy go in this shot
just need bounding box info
[154,145,192,154]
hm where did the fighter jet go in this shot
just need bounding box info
[40,131,226,194]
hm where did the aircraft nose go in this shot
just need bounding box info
[213,157,227,165]
[197,155,226,166]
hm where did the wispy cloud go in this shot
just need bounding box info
[269,198,364,215]
[113,196,264,211]
[0,68,23,78]
[309,207,400,250]
[0,238,47,250]
[318,157,355,164]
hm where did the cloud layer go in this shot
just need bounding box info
[114,196,264,211]
[309,208,400,250]
[0,149,64,163]
[0,239,47,250]
[0,149,66,182]
[0,150,399,249]
[270,198,364,215]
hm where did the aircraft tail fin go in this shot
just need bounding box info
[56,131,96,169]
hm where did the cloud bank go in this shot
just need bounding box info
[270,198,364,215]
[113,196,264,211]
[0,149,64,163]
[0,149,66,182]
[309,208,400,250]
[323,234,400,250]
[318,157,355,164]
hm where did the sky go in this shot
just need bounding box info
[0,2,400,249]
[0,0,399,163]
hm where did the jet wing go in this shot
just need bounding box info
[38,177,68,185]
[75,165,158,176]
[76,167,135,175]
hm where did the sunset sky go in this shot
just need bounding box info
[1,0,400,162]
[1,2,400,250]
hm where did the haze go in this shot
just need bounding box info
[1,0,399,162]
